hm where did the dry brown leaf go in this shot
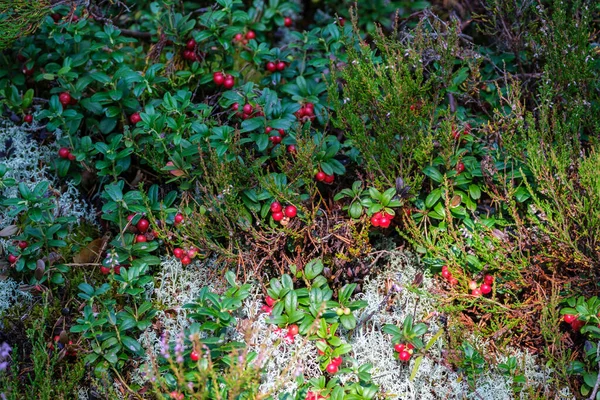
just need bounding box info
[0,225,18,237]
[73,238,105,264]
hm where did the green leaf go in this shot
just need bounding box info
[423,166,443,183]
[469,184,481,200]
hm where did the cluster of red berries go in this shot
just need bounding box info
[393,342,414,362]
[265,126,286,144]
[100,264,121,275]
[129,112,142,125]
[468,275,494,296]
[126,216,157,245]
[7,241,27,265]
[173,245,198,266]
[563,314,585,332]
[58,147,76,161]
[272,323,299,344]
[183,38,201,61]
[266,60,287,73]
[315,170,334,184]
[233,30,256,45]
[213,72,235,89]
[296,102,315,122]
[232,102,264,120]
[453,123,471,140]
[325,356,343,374]
[440,265,459,286]
[269,201,297,225]
[59,92,77,107]
[370,212,393,228]
[261,294,276,315]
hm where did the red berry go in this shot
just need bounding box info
[305,102,314,112]
[284,17,292,27]
[442,265,449,273]
[129,112,142,125]
[68,153,76,161]
[571,319,585,332]
[18,241,27,249]
[269,135,282,144]
[284,205,297,218]
[468,280,478,290]
[136,235,147,243]
[58,147,71,158]
[480,283,492,295]
[563,314,577,324]
[484,275,494,284]
[441,270,451,280]
[379,216,390,228]
[326,363,338,374]
[266,62,277,72]
[323,174,334,184]
[173,248,184,259]
[22,66,34,76]
[186,39,196,50]
[265,127,273,134]
[261,305,272,315]
[394,343,405,353]
[370,215,381,227]
[288,324,299,336]
[265,296,276,307]
[59,92,71,106]
[276,61,286,71]
[456,162,465,173]
[136,218,150,233]
[315,171,326,182]
[188,247,198,258]
[450,277,458,285]
[245,30,256,40]
[332,356,342,366]
[338,17,346,26]
[398,351,411,362]
[114,265,121,275]
[223,76,235,89]
[278,128,285,136]
[100,266,111,275]
[24,114,33,123]
[183,50,195,60]
[181,256,191,265]
[190,350,200,361]
[471,288,482,296]
[270,201,282,213]
[174,213,184,224]
[243,104,253,114]
[287,145,296,153]
[232,102,239,111]
[8,255,17,264]
[272,211,284,222]
[213,72,225,86]
[234,33,243,42]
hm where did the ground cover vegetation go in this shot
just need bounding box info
[0,0,599,398]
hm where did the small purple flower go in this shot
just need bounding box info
[0,342,11,373]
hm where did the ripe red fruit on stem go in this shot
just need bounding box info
[484,275,494,284]
[284,17,292,27]
[284,205,297,218]
[59,92,71,106]
[571,319,585,332]
[287,145,296,153]
[379,216,390,228]
[332,356,343,366]
[265,296,276,307]
[24,114,33,123]
[223,75,235,89]
[471,288,482,296]
[480,283,492,295]
[450,277,458,285]
[398,351,411,361]
[243,104,253,114]
[394,343,405,353]
[173,248,184,259]
[114,265,121,275]
[261,305,272,314]
[174,213,184,225]
[266,62,276,72]
[68,153,76,161]
[18,241,27,249]
[371,215,381,227]
[136,218,150,233]
[213,72,225,86]
[8,255,17,264]
[563,314,577,324]
[323,174,334,184]
[276,61,286,71]
[441,270,451,279]
[186,39,196,50]
[315,171,326,182]
[181,256,191,265]
[234,33,243,42]
[287,324,299,336]
[190,350,199,361]
[129,112,141,125]
[245,30,256,40]
[456,162,465,173]
[270,201,282,213]
[272,211,284,222]
[135,235,147,243]
[326,363,338,374]
[468,280,478,290]
[54,146,70,163]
